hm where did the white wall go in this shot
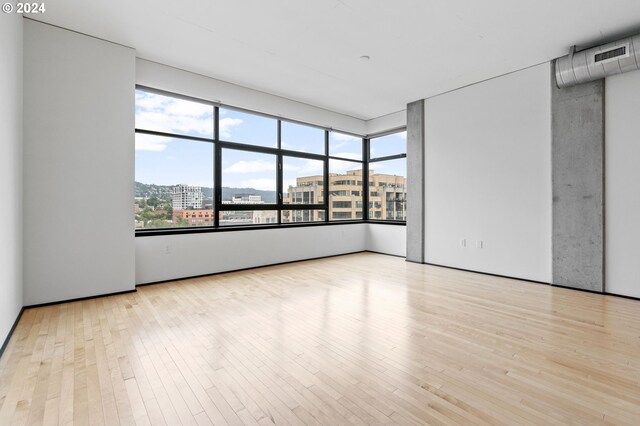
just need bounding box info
[137,59,366,135]
[424,63,552,282]
[0,14,23,345]
[366,110,406,136]
[136,224,367,284]
[367,224,406,257]
[605,70,640,298]
[23,21,136,305]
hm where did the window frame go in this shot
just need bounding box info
[366,128,408,225]
[135,85,405,236]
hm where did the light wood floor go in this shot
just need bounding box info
[1,253,640,425]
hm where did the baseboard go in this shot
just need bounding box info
[421,261,640,302]
[0,307,25,359]
[23,288,137,310]
[422,261,551,286]
[365,249,406,259]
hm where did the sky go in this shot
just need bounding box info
[135,90,406,192]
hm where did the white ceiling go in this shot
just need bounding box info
[32,0,640,120]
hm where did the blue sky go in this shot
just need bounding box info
[370,132,407,159]
[135,90,406,190]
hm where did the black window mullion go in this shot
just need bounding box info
[277,120,282,150]
[363,137,370,221]
[135,128,214,144]
[277,161,283,223]
[369,153,407,163]
[324,130,329,222]
[277,120,283,224]
[218,204,278,211]
[214,107,221,228]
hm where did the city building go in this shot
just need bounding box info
[368,170,407,221]
[229,194,263,204]
[171,184,203,210]
[173,209,215,226]
[283,169,406,222]
[221,194,278,225]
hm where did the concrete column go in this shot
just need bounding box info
[551,64,604,292]
[406,100,425,263]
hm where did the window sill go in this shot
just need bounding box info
[135,219,405,237]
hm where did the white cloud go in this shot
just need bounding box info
[224,159,274,174]
[135,134,170,152]
[238,178,276,191]
[283,158,324,175]
[135,91,213,136]
[398,131,407,139]
[219,117,243,138]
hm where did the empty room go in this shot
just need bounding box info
[2,1,640,424]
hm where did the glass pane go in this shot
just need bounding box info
[219,108,277,147]
[281,209,325,223]
[281,121,325,154]
[221,149,277,204]
[370,131,407,159]
[135,90,214,139]
[329,131,362,160]
[219,210,278,226]
[329,159,363,221]
[135,134,214,229]
[283,157,324,205]
[369,158,407,221]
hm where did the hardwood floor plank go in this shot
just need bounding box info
[1,253,640,425]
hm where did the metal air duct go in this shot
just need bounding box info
[555,34,640,88]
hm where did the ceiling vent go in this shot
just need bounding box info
[555,34,640,88]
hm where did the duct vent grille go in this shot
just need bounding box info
[595,46,626,63]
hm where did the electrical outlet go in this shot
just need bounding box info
[164,244,171,254]
[477,240,484,249]
[460,238,466,247]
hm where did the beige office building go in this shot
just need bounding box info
[283,169,406,222]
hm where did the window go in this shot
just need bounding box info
[282,210,325,223]
[134,133,213,230]
[367,131,407,222]
[281,121,325,154]
[370,131,406,159]
[329,131,362,160]
[283,156,324,205]
[220,210,278,226]
[329,159,363,221]
[221,149,277,203]
[135,86,405,234]
[332,212,353,219]
[135,90,214,139]
[333,201,353,208]
[219,108,277,148]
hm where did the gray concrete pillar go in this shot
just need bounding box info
[551,64,604,292]
[406,100,425,263]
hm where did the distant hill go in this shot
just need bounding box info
[221,187,277,203]
[135,182,276,204]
